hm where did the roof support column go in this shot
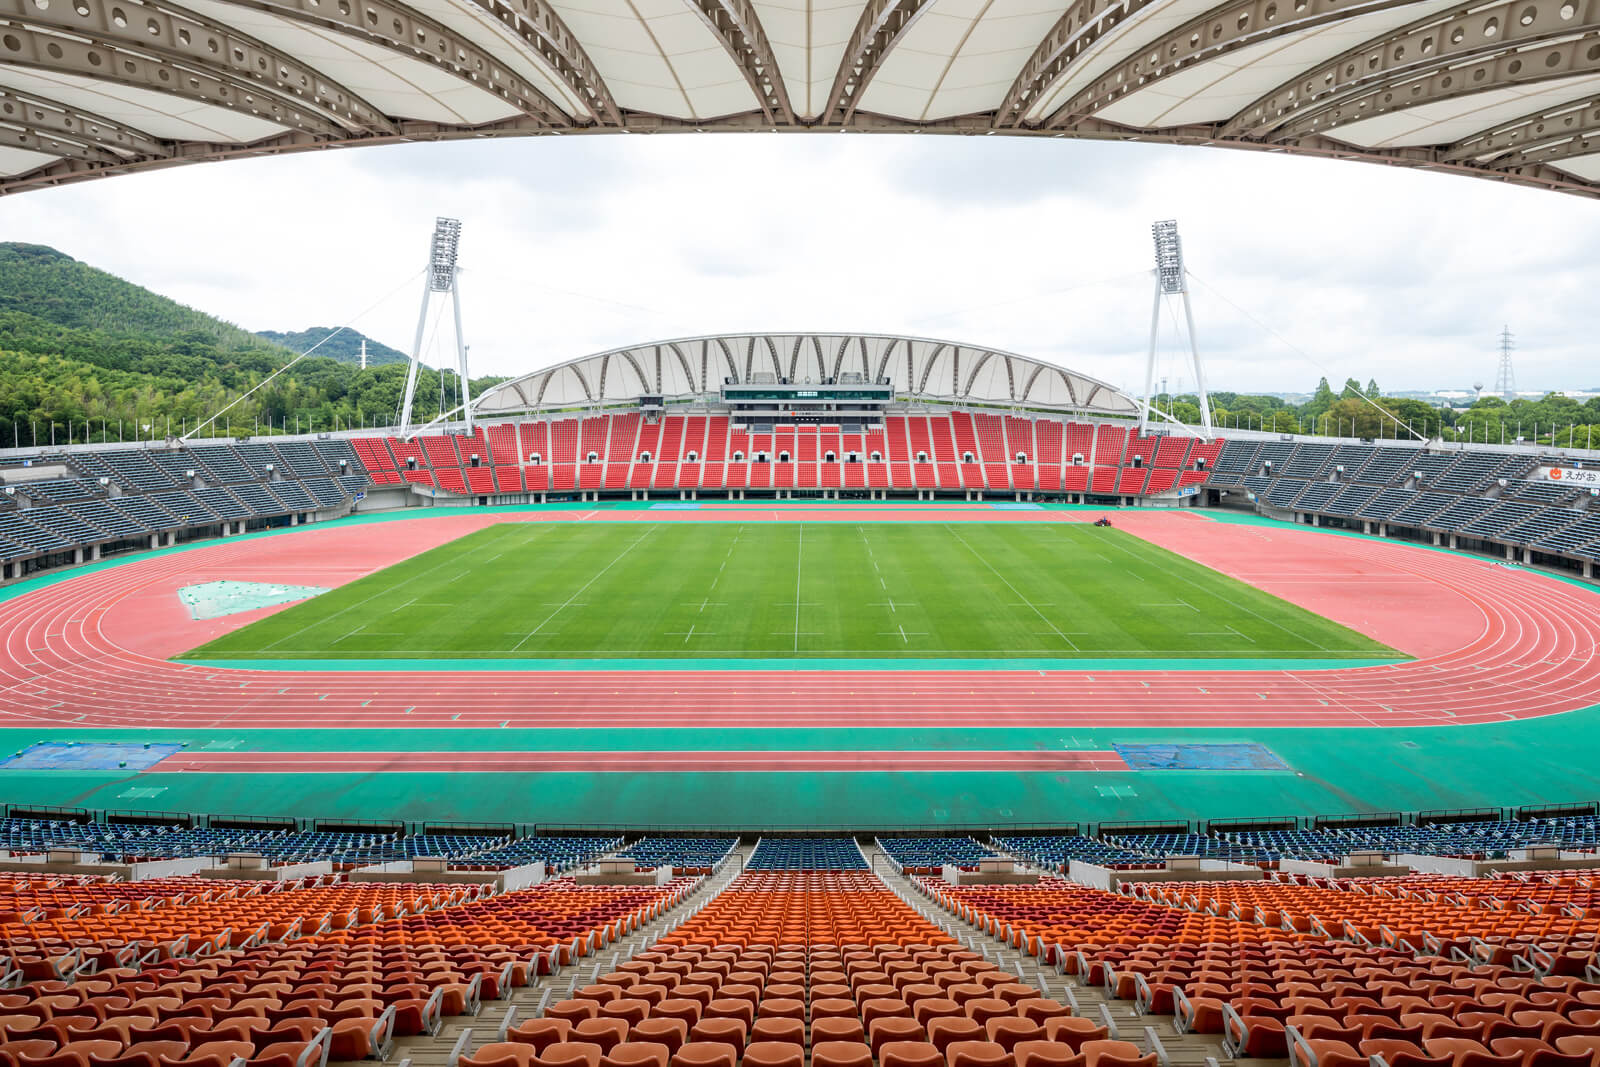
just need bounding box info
[1180,286,1213,437]
[453,273,473,434]
[398,273,433,439]
[1138,273,1161,437]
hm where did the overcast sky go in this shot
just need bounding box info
[3,133,1598,396]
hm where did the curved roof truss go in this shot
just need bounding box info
[7,0,1600,196]
[470,333,1142,418]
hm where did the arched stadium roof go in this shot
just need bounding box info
[5,0,1600,197]
[470,333,1143,416]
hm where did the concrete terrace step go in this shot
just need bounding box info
[866,845,1249,1067]
[385,845,753,1067]
[385,846,1252,1067]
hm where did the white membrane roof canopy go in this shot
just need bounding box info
[471,333,1144,416]
[3,0,1600,195]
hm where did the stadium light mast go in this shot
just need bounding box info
[398,218,473,437]
[1140,220,1214,439]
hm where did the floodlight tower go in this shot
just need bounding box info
[1139,220,1214,438]
[398,218,473,436]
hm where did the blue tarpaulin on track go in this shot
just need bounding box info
[1113,742,1288,770]
[0,742,182,771]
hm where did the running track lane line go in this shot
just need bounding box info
[1,510,1598,730]
[149,749,1132,774]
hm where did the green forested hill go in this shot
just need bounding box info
[0,243,485,447]
[0,243,276,347]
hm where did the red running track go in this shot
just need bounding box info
[1,507,1598,732]
[152,749,1131,774]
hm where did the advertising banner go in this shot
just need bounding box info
[1535,466,1600,486]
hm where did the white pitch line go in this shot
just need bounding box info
[257,551,443,650]
[510,526,658,651]
[793,524,804,652]
[1098,534,1333,651]
[944,524,1080,651]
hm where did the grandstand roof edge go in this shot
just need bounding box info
[470,332,1144,418]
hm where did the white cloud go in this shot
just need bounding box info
[2,132,1598,395]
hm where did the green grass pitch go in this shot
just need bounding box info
[187,522,1397,661]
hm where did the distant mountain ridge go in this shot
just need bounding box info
[256,327,410,367]
[0,242,469,446]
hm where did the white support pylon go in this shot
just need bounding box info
[453,277,473,434]
[1138,275,1163,437]
[398,217,467,437]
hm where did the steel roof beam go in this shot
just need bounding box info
[1275,33,1600,140]
[685,0,794,124]
[0,0,395,135]
[821,0,931,124]
[6,108,1600,198]
[995,0,1168,129]
[1043,0,1419,128]
[0,120,120,161]
[472,0,619,124]
[228,0,572,125]
[0,87,169,157]
[0,23,341,139]
[1226,0,1600,139]
[1487,127,1600,164]
[1443,92,1600,159]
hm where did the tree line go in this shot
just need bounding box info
[1156,377,1600,449]
[0,243,496,448]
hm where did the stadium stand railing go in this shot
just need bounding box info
[617,838,740,874]
[747,839,870,871]
[8,806,1597,873]
[876,837,999,874]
